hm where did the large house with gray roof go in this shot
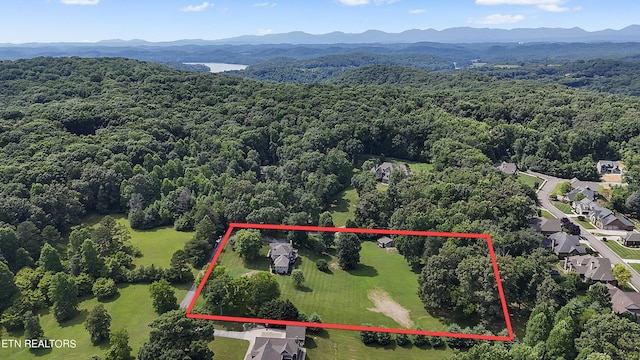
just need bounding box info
[246,326,306,360]
[547,232,586,256]
[371,162,411,183]
[564,255,616,284]
[607,283,640,322]
[268,242,298,275]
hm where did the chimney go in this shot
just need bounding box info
[590,260,594,271]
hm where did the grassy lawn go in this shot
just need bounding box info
[575,218,596,229]
[329,187,358,227]
[208,337,249,359]
[630,263,640,274]
[540,209,555,219]
[211,240,480,358]
[551,201,573,215]
[113,217,194,268]
[305,329,452,360]
[551,182,570,196]
[2,283,190,360]
[518,173,542,189]
[1,216,195,360]
[603,240,640,260]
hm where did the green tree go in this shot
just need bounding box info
[105,328,134,360]
[336,232,361,270]
[575,313,640,359]
[360,324,376,344]
[545,319,577,359]
[308,312,322,332]
[85,304,111,345]
[612,263,632,287]
[257,299,299,321]
[395,333,409,346]
[148,279,178,314]
[522,312,552,346]
[48,272,79,322]
[291,269,305,288]
[138,309,215,360]
[0,262,18,312]
[23,310,44,341]
[245,272,281,313]
[318,211,335,248]
[235,229,263,261]
[585,282,612,310]
[205,273,231,315]
[38,243,63,273]
[81,239,104,278]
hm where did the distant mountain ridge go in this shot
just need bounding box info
[2,25,640,46]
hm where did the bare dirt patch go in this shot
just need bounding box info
[366,288,414,328]
[602,174,623,183]
[241,270,260,277]
[329,261,340,270]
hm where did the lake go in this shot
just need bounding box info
[183,62,247,73]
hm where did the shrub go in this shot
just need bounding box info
[92,278,118,300]
[396,333,410,346]
[316,259,328,272]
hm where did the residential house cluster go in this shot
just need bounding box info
[530,217,587,256]
[562,186,634,231]
[564,255,616,284]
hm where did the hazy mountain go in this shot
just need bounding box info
[210,26,640,45]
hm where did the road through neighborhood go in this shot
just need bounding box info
[527,170,640,291]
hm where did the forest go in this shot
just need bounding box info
[1,56,640,359]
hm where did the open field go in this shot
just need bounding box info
[603,240,640,260]
[329,187,358,227]
[630,264,640,274]
[216,241,450,331]
[518,173,542,189]
[2,283,190,360]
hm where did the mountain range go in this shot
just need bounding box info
[2,26,640,47]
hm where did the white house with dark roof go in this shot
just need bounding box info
[597,160,623,175]
[267,242,298,274]
[246,326,306,360]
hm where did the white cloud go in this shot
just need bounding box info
[475,0,577,12]
[408,8,426,14]
[338,0,370,5]
[537,4,569,12]
[60,0,99,5]
[254,2,277,7]
[469,13,526,25]
[180,2,212,12]
[257,29,273,35]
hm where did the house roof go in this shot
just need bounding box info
[624,232,640,242]
[377,236,394,245]
[566,187,597,201]
[273,255,289,267]
[549,232,586,255]
[529,217,562,234]
[372,162,411,180]
[567,255,615,282]
[269,242,293,257]
[247,338,304,360]
[494,162,517,175]
[285,326,306,340]
[607,283,640,315]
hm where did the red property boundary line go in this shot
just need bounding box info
[185,223,514,341]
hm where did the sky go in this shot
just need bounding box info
[0,0,638,43]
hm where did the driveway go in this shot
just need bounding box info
[214,327,286,359]
[527,170,640,291]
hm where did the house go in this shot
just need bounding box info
[529,217,563,235]
[246,326,307,360]
[548,232,586,256]
[564,255,616,284]
[565,186,598,202]
[571,199,634,231]
[621,232,640,247]
[377,236,394,248]
[597,160,623,175]
[589,204,635,231]
[494,161,517,175]
[607,283,640,322]
[371,162,411,183]
[268,242,298,274]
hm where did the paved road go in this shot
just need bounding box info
[527,170,640,291]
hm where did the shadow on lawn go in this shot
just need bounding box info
[295,285,313,293]
[59,309,88,328]
[347,264,378,277]
[329,194,351,213]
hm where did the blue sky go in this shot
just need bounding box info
[0,0,638,43]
